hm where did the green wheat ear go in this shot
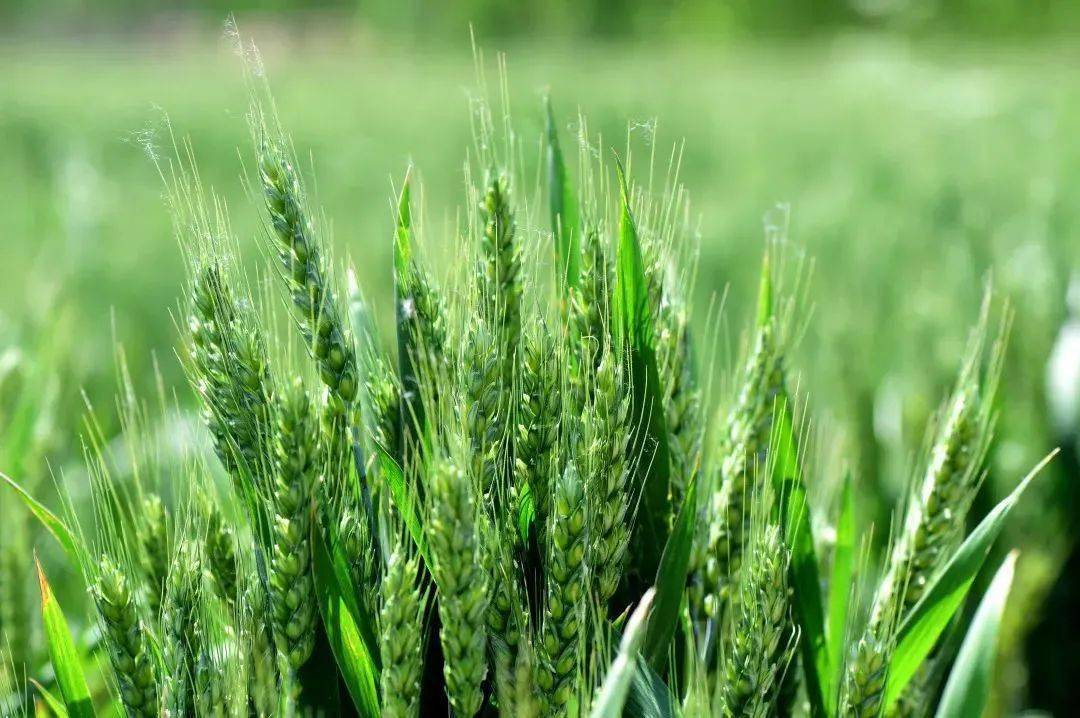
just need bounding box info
[378,541,426,718]
[497,634,540,718]
[582,348,631,606]
[187,259,275,496]
[138,493,170,617]
[94,555,158,717]
[478,171,522,376]
[840,631,893,718]
[161,542,203,717]
[700,315,785,622]
[269,379,319,685]
[718,524,798,716]
[517,325,561,537]
[538,461,587,713]
[203,500,238,603]
[428,454,489,715]
[258,136,358,407]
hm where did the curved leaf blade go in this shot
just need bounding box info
[612,160,671,585]
[312,528,381,717]
[934,552,1018,718]
[590,588,656,718]
[770,395,829,716]
[375,443,430,568]
[643,474,697,669]
[36,560,93,718]
[2,473,83,575]
[826,470,856,713]
[30,679,69,717]
[884,452,1055,709]
[545,94,580,290]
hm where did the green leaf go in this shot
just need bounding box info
[884,452,1055,709]
[312,527,381,717]
[589,588,656,718]
[4,473,84,575]
[393,170,426,464]
[625,657,675,718]
[934,552,1018,718]
[545,94,580,290]
[394,171,413,282]
[756,247,773,330]
[770,395,829,717]
[30,679,69,717]
[36,560,93,718]
[826,470,856,714]
[375,443,430,568]
[612,160,672,586]
[643,474,697,669]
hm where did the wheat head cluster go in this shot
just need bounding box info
[0,52,1052,718]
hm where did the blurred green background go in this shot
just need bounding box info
[3,1,1080,714]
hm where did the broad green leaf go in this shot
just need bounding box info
[375,443,430,568]
[36,560,93,718]
[770,396,829,717]
[312,527,381,717]
[4,473,84,574]
[612,160,672,585]
[545,94,580,290]
[643,474,697,669]
[884,452,1055,709]
[590,589,656,718]
[935,552,1018,718]
[30,679,69,717]
[826,471,856,714]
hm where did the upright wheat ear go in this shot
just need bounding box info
[860,314,998,714]
[700,319,784,619]
[378,545,425,718]
[538,462,587,713]
[203,501,238,603]
[869,377,990,631]
[467,321,502,496]
[428,455,489,716]
[718,524,798,716]
[161,543,202,717]
[94,556,158,717]
[269,379,319,684]
[570,227,611,377]
[517,327,561,534]
[840,632,892,718]
[478,171,522,385]
[583,349,631,605]
[138,494,170,616]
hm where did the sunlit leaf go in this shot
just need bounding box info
[36,560,93,718]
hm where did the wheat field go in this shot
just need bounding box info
[2,35,1079,716]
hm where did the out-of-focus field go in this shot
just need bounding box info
[3,37,1080,710]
